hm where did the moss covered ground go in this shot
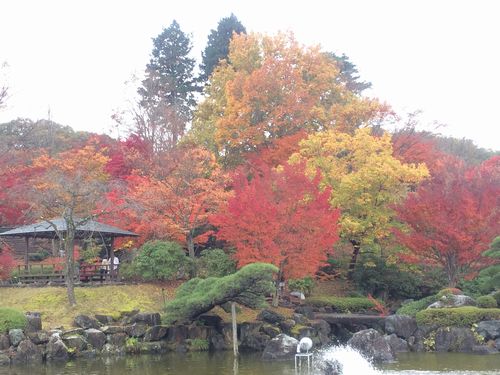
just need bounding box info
[0,284,175,329]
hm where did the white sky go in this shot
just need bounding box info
[0,0,499,150]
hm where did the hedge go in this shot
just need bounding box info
[396,295,439,317]
[0,308,27,333]
[416,306,500,327]
[306,296,375,313]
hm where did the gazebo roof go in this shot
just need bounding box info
[0,217,139,239]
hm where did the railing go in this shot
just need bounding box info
[11,263,119,284]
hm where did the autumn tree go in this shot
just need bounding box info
[395,156,500,287]
[290,128,428,276]
[189,32,390,168]
[199,13,246,82]
[31,145,110,305]
[126,147,230,259]
[133,20,198,153]
[211,161,340,304]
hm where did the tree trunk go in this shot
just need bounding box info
[186,232,195,259]
[231,302,238,357]
[347,239,361,279]
[65,230,77,306]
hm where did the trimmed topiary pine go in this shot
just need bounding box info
[0,308,27,333]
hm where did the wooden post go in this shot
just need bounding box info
[109,238,115,280]
[24,237,29,270]
[231,302,238,357]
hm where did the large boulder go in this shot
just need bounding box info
[428,294,476,309]
[0,352,10,366]
[101,343,124,356]
[107,333,128,347]
[12,339,43,364]
[74,315,101,330]
[347,329,394,362]
[8,329,25,347]
[0,334,10,350]
[27,330,50,345]
[63,335,88,352]
[129,312,161,326]
[434,327,476,352]
[257,309,286,324]
[384,333,409,353]
[84,328,106,350]
[262,334,299,361]
[316,358,343,375]
[295,306,315,320]
[101,326,126,334]
[25,312,42,333]
[125,323,148,338]
[144,326,168,342]
[472,345,498,354]
[46,336,69,361]
[385,315,417,339]
[476,321,500,340]
[94,314,115,325]
[240,323,270,351]
[197,314,223,329]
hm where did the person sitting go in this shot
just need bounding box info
[100,257,110,279]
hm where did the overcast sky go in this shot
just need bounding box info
[0,0,499,150]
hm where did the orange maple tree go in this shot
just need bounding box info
[211,161,340,283]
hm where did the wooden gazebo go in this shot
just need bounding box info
[0,218,138,282]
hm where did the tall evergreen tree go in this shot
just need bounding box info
[137,20,198,152]
[199,14,246,82]
[326,52,372,94]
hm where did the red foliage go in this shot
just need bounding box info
[395,156,500,286]
[211,161,340,279]
[367,294,389,316]
[0,244,15,280]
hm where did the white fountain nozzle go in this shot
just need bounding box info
[297,337,313,353]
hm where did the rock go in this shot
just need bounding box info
[290,291,306,300]
[25,312,42,333]
[240,323,270,351]
[197,314,223,329]
[495,338,500,350]
[187,325,210,340]
[144,326,168,342]
[101,325,126,334]
[0,352,10,366]
[46,336,69,361]
[311,319,331,339]
[27,330,50,345]
[74,315,101,330]
[317,358,343,375]
[428,294,476,309]
[63,335,88,352]
[347,329,394,362]
[165,325,188,343]
[477,320,500,340]
[279,319,296,333]
[434,327,475,352]
[12,339,42,364]
[384,333,409,353]
[410,324,439,352]
[125,323,148,338]
[61,328,84,338]
[472,345,498,354]
[107,333,127,347]
[295,306,315,319]
[129,312,161,326]
[0,334,10,350]
[293,313,308,325]
[261,334,299,361]
[84,328,106,350]
[260,324,281,338]
[95,314,115,325]
[385,315,417,339]
[209,332,227,351]
[101,343,124,356]
[257,309,286,324]
[8,329,25,347]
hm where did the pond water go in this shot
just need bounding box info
[1,348,499,375]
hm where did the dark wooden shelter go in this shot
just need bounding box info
[0,218,138,283]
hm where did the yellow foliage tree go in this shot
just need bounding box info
[189,32,390,168]
[290,128,429,275]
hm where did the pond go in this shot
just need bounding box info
[0,349,499,375]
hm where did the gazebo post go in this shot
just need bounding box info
[24,237,29,271]
[110,238,115,280]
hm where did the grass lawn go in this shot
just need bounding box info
[0,284,175,329]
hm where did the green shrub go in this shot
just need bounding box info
[396,295,439,317]
[187,338,209,351]
[436,288,463,298]
[461,265,500,297]
[351,254,427,300]
[133,241,194,281]
[28,250,50,262]
[288,277,315,297]
[196,249,236,278]
[306,296,375,313]
[416,307,500,327]
[493,291,500,306]
[0,308,27,333]
[476,295,498,308]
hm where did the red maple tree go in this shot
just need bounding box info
[211,161,340,282]
[395,155,500,286]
